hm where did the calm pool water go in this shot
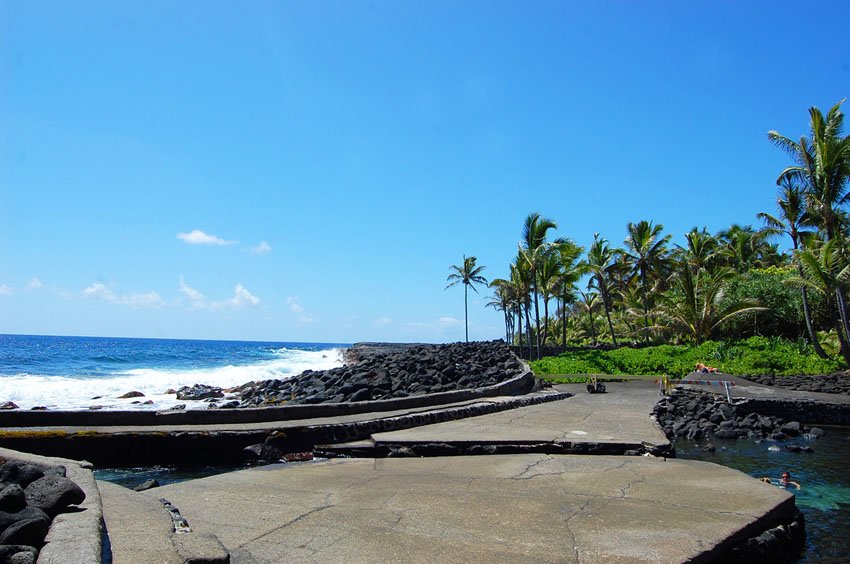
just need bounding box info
[676,426,850,562]
[94,464,244,488]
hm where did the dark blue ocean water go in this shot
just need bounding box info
[0,334,348,410]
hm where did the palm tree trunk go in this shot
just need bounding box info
[516,306,523,349]
[464,284,469,343]
[533,277,542,360]
[561,296,567,347]
[542,296,550,348]
[587,308,597,346]
[801,285,828,358]
[601,289,618,346]
[837,289,850,356]
[640,269,650,342]
[525,300,533,359]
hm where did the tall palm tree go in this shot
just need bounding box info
[769,99,850,242]
[446,255,488,343]
[486,279,514,344]
[787,240,850,367]
[578,290,600,346]
[510,256,534,358]
[585,234,620,345]
[758,180,829,358]
[520,212,558,359]
[554,239,585,347]
[770,100,850,341]
[623,220,671,341]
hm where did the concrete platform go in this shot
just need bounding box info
[358,381,669,454]
[148,454,795,563]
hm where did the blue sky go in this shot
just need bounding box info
[1,1,848,343]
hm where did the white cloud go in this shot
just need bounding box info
[27,278,43,290]
[437,316,463,327]
[177,229,235,246]
[179,276,208,309]
[374,316,393,327]
[83,283,164,309]
[179,277,260,310]
[286,296,304,313]
[297,314,315,325]
[225,284,260,309]
[0,284,12,296]
[249,241,272,255]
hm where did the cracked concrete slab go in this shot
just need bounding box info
[370,381,669,450]
[148,454,793,563]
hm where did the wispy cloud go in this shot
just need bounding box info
[0,284,12,296]
[374,316,393,327]
[249,241,272,255]
[286,296,313,324]
[27,278,43,290]
[179,277,260,310]
[177,229,236,246]
[286,296,304,313]
[179,276,208,309]
[83,283,165,308]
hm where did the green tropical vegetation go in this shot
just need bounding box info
[452,99,850,374]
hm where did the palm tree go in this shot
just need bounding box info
[486,279,514,344]
[769,99,850,242]
[446,255,488,343]
[662,261,767,344]
[520,212,558,359]
[770,100,850,342]
[623,220,671,341]
[677,227,719,273]
[758,179,829,358]
[554,239,585,347]
[585,234,620,345]
[787,240,850,367]
[717,224,781,273]
[578,290,601,346]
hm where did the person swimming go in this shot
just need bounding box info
[779,471,801,490]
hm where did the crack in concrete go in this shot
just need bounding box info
[509,455,555,480]
[244,504,334,545]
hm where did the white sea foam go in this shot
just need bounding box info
[2,347,344,411]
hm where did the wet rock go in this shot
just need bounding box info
[29,406,47,411]
[0,402,19,410]
[117,391,145,399]
[780,421,802,436]
[176,384,223,401]
[808,427,826,437]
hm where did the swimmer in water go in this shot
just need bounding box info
[779,471,801,490]
[760,477,773,484]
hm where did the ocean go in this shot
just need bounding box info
[0,334,348,411]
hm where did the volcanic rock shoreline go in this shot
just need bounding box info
[225,341,526,408]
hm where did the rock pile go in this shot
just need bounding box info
[0,459,86,563]
[235,341,525,407]
[741,372,850,395]
[652,389,824,444]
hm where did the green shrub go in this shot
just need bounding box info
[531,336,844,377]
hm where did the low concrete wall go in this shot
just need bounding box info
[0,447,102,564]
[0,371,534,428]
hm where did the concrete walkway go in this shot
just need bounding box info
[147,454,794,563]
[111,382,794,563]
[369,381,668,450]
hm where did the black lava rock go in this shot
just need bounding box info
[23,475,86,517]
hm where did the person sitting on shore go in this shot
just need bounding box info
[694,362,718,374]
[779,471,801,490]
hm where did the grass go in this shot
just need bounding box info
[531,336,846,379]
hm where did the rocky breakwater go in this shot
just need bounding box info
[233,340,526,407]
[741,372,850,395]
[0,459,86,563]
[652,389,824,451]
